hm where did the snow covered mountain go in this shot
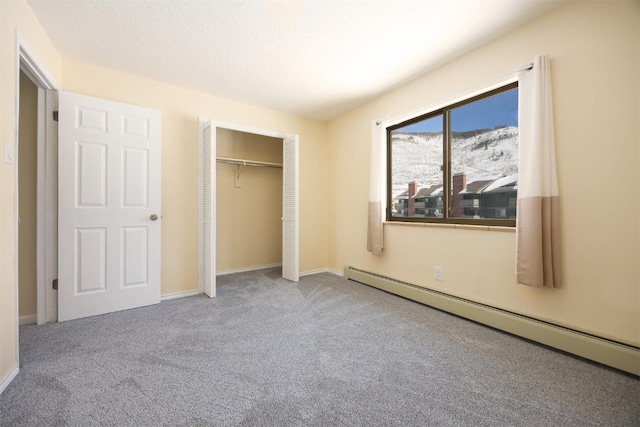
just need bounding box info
[390,126,518,197]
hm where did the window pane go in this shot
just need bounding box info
[390,114,443,218]
[449,87,518,220]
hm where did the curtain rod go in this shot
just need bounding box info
[216,156,283,168]
[376,62,534,126]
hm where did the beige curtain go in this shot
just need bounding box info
[367,121,386,255]
[516,55,560,287]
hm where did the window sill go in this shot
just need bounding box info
[383,221,515,233]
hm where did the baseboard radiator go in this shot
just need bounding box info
[344,266,640,376]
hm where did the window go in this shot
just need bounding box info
[387,82,518,226]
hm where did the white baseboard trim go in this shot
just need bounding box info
[214,265,343,279]
[0,364,19,395]
[19,315,36,326]
[161,290,201,301]
[300,268,343,277]
[216,264,282,276]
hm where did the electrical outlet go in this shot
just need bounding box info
[434,267,443,281]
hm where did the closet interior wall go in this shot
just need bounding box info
[215,128,283,273]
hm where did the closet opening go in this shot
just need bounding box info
[199,119,299,298]
[215,128,283,274]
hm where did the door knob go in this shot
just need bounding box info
[150,214,158,221]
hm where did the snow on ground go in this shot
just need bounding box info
[391,126,518,197]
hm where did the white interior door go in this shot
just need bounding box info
[200,120,216,297]
[58,91,161,321]
[282,135,299,282]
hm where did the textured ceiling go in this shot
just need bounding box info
[27,0,564,120]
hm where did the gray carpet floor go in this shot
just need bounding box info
[1,268,639,426]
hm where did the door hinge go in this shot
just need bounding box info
[53,111,59,122]
[52,278,58,290]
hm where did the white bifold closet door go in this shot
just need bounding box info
[199,120,298,298]
[282,135,299,282]
[200,120,216,297]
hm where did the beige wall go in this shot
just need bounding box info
[2,0,638,393]
[18,71,38,320]
[328,1,640,345]
[0,0,62,389]
[61,59,330,295]
[216,129,283,272]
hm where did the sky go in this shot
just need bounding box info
[396,87,518,133]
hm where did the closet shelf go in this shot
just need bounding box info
[216,156,282,169]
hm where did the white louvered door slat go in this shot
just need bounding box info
[282,135,299,282]
[201,122,216,297]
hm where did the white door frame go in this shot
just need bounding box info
[198,118,300,295]
[13,32,59,353]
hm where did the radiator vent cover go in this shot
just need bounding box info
[344,266,639,376]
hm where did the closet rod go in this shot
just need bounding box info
[216,156,283,169]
